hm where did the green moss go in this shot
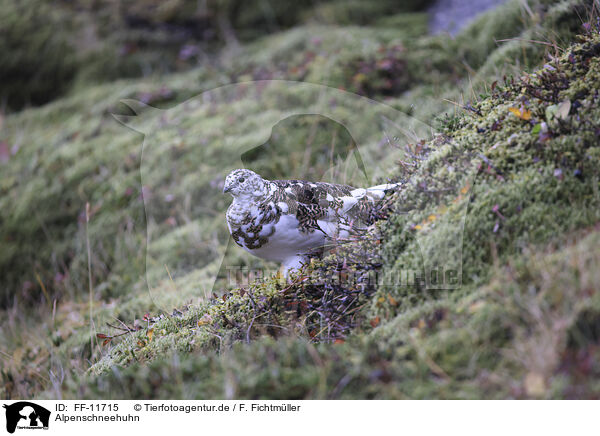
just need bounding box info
[56,225,600,400]
[0,0,435,110]
[47,29,599,400]
[0,0,78,109]
[378,30,600,317]
[303,0,430,27]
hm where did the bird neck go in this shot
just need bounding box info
[228,184,268,226]
[232,180,269,205]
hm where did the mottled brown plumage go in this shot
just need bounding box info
[223,169,399,273]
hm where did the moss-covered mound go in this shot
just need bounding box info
[58,26,600,400]
[0,0,432,110]
[62,226,600,399]
[376,29,600,315]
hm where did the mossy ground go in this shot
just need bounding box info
[1,0,599,399]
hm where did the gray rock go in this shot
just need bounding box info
[428,0,508,35]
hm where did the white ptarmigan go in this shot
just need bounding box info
[223,169,400,274]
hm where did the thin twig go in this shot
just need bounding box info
[85,202,95,355]
[496,37,563,51]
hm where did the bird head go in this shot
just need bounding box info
[223,169,267,198]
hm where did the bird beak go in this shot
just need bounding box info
[223,186,231,194]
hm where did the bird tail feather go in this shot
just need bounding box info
[366,182,403,198]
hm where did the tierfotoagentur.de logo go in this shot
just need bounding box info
[2,402,50,434]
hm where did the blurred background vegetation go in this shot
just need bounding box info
[1,0,599,399]
[0,0,433,111]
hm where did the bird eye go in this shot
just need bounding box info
[238,177,245,183]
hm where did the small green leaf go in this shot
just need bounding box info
[545,104,558,120]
